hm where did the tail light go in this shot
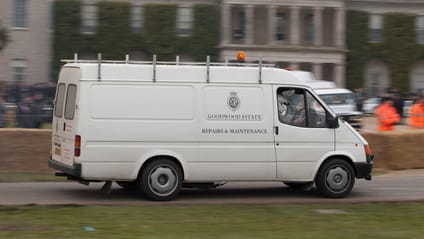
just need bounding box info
[364,145,372,157]
[75,135,81,157]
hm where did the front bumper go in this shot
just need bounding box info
[48,156,82,178]
[355,155,374,180]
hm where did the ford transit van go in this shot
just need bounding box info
[49,55,373,201]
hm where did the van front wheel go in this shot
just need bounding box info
[139,159,183,201]
[315,159,355,198]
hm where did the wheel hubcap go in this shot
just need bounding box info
[149,166,178,196]
[326,166,349,192]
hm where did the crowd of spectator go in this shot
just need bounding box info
[0,81,55,128]
[355,87,424,131]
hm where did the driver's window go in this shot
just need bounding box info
[277,88,327,128]
[277,88,306,127]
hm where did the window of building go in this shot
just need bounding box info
[277,88,327,128]
[131,5,143,33]
[369,14,383,43]
[275,12,287,41]
[304,13,314,43]
[14,0,27,28]
[417,16,424,45]
[81,4,97,34]
[233,10,245,40]
[11,59,26,82]
[176,5,193,37]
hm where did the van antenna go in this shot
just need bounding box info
[97,53,102,81]
[259,59,262,84]
[176,56,180,65]
[74,53,78,63]
[125,54,129,64]
[153,54,157,82]
[206,56,210,83]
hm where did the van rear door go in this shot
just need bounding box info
[51,67,80,168]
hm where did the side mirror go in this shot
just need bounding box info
[327,114,339,129]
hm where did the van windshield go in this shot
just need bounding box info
[319,93,355,106]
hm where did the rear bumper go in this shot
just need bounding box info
[48,156,81,178]
[354,155,374,180]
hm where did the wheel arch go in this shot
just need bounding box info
[313,154,356,181]
[132,151,187,181]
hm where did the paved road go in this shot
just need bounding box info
[1,170,424,206]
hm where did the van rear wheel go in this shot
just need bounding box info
[315,159,355,198]
[139,159,183,201]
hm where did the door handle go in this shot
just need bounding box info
[274,126,279,135]
[63,122,66,131]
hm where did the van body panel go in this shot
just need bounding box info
[90,84,196,120]
[335,122,368,163]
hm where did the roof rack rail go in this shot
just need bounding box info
[61,53,276,67]
[61,53,277,83]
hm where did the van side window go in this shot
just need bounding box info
[54,83,66,118]
[64,84,77,120]
[277,88,327,128]
[277,88,306,127]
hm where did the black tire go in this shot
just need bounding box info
[138,159,183,201]
[116,181,137,191]
[315,159,355,198]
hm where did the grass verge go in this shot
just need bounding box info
[0,203,423,239]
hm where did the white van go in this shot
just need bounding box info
[49,56,373,201]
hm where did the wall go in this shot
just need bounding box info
[0,0,52,83]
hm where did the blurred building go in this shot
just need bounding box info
[0,0,53,84]
[220,0,346,87]
[347,0,424,96]
[0,0,423,96]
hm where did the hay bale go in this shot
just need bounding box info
[360,132,388,168]
[361,130,424,170]
[1,129,423,173]
[0,129,52,172]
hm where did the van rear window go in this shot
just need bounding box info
[54,83,66,118]
[64,84,77,120]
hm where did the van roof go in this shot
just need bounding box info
[62,63,307,86]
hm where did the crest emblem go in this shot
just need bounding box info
[227,92,240,112]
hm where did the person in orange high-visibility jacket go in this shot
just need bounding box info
[375,97,400,131]
[408,96,424,129]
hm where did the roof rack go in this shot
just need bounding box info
[61,53,276,83]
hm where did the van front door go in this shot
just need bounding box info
[273,86,335,181]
